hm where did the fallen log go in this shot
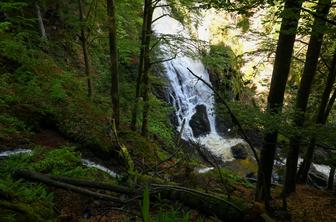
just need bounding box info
[47,174,137,195]
[13,169,125,203]
[13,169,248,221]
[150,184,245,221]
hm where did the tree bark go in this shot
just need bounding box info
[327,166,335,190]
[141,1,154,137]
[78,0,93,98]
[107,0,120,128]
[130,0,150,131]
[35,2,46,38]
[297,48,336,183]
[283,0,331,195]
[255,0,302,204]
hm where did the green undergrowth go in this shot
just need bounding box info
[0,34,113,152]
[0,146,117,221]
[0,33,175,155]
[141,185,203,222]
[119,129,173,170]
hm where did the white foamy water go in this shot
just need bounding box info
[153,3,245,160]
[197,166,214,174]
[276,157,331,178]
[82,159,118,178]
[0,149,32,157]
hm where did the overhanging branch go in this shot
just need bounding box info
[301,7,336,26]
[150,54,177,65]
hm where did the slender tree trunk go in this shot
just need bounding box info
[107,0,120,128]
[255,0,302,203]
[130,0,150,131]
[324,87,336,120]
[283,0,331,195]
[78,0,93,98]
[141,2,154,137]
[298,48,336,183]
[35,2,46,38]
[327,166,335,190]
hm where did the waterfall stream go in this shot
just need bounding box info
[0,149,118,178]
[153,5,245,160]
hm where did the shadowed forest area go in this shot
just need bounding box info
[0,0,336,221]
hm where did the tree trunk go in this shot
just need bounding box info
[107,0,120,128]
[131,0,150,131]
[283,0,331,195]
[297,48,336,183]
[35,2,46,38]
[327,166,335,190]
[324,87,336,120]
[78,0,93,98]
[255,0,302,203]
[141,1,154,137]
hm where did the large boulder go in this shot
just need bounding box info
[231,143,248,160]
[189,105,211,137]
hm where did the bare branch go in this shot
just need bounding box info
[301,7,336,26]
[150,54,177,65]
[154,4,171,9]
[151,13,169,24]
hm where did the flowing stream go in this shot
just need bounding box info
[0,149,118,178]
[153,5,245,160]
[0,149,331,180]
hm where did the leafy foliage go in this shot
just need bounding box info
[203,44,244,98]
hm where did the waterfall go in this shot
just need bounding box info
[153,6,245,161]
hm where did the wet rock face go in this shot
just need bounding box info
[231,143,248,159]
[189,105,211,137]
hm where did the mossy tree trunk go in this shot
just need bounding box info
[78,0,93,98]
[131,0,151,131]
[141,0,154,137]
[107,0,120,128]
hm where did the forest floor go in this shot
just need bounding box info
[2,128,336,222]
[51,181,336,222]
[285,185,336,222]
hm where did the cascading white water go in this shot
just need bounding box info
[153,5,245,160]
